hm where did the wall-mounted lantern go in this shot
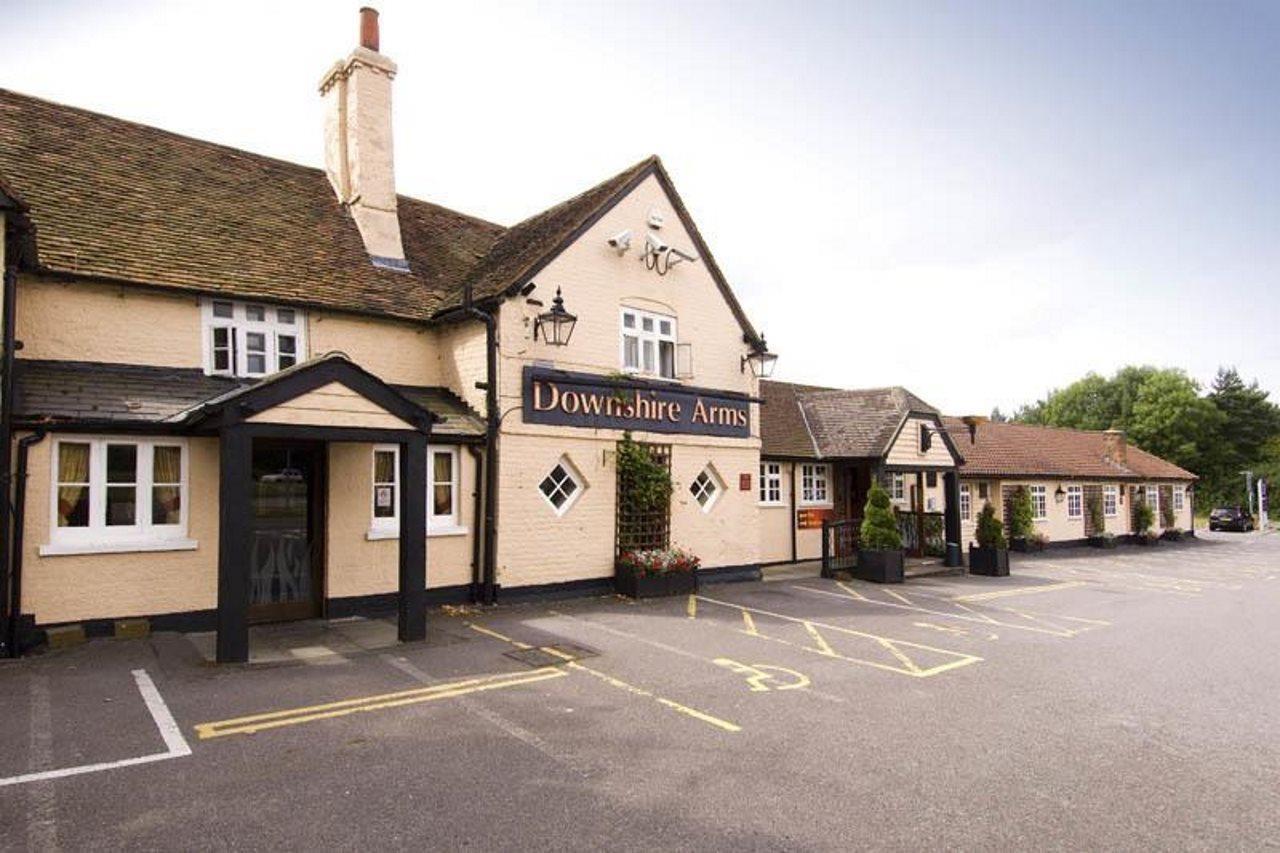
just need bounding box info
[533,287,577,347]
[740,334,778,378]
[1054,485,1066,503]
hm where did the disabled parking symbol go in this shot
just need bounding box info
[713,658,810,692]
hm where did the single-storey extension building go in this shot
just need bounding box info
[758,380,964,565]
[943,418,1197,546]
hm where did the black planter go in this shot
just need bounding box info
[853,549,905,584]
[1089,535,1118,549]
[1135,534,1160,547]
[614,564,698,599]
[968,545,1010,576]
[1160,529,1185,542]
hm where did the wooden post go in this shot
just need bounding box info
[216,427,252,663]
[398,434,427,642]
[915,470,925,558]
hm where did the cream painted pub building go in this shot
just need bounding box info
[0,12,771,660]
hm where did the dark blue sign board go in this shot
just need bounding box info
[522,367,752,438]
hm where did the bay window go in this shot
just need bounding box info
[203,298,306,378]
[620,307,676,379]
[45,437,191,554]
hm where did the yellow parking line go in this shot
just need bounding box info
[686,594,697,619]
[741,610,759,636]
[194,668,567,739]
[804,622,837,657]
[467,623,741,733]
[953,581,1087,602]
[881,588,913,606]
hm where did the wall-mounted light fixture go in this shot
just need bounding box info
[1055,485,1066,503]
[740,334,778,378]
[533,287,577,347]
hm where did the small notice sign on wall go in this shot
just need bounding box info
[739,473,752,492]
[797,508,834,529]
[375,486,394,509]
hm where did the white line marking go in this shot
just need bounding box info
[0,669,190,788]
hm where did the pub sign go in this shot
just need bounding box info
[523,367,751,438]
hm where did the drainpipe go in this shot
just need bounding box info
[7,429,45,656]
[467,445,484,600]
[462,285,499,605]
[1,260,20,656]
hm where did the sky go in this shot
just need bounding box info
[2,0,1277,414]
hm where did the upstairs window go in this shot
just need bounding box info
[203,299,306,378]
[620,308,676,379]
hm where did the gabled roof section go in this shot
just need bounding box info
[761,380,943,460]
[941,417,1196,481]
[0,89,762,344]
[0,88,502,321]
[438,156,763,346]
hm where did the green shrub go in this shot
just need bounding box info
[975,502,1006,549]
[1134,499,1155,535]
[1009,487,1035,539]
[859,482,903,551]
[1160,497,1175,529]
[616,432,672,514]
[1086,489,1104,534]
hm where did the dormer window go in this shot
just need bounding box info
[202,299,307,378]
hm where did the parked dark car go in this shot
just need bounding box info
[1209,506,1255,532]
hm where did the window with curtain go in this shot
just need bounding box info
[48,438,189,552]
[369,445,462,536]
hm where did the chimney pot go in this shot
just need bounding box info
[359,7,380,52]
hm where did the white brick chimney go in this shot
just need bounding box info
[319,7,407,269]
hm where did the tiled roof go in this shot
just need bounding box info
[941,417,1195,481]
[761,380,940,459]
[0,88,761,343]
[0,89,701,329]
[11,359,484,438]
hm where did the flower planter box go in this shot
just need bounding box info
[1089,535,1118,550]
[614,564,698,599]
[853,549,905,584]
[968,545,1009,576]
[1010,537,1045,553]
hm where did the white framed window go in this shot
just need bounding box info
[891,473,905,502]
[539,457,584,516]
[1145,485,1160,518]
[1066,485,1083,519]
[800,463,830,506]
[1029,485,1048,520]
[689,464,724,512]
[429,447,460,530]
[202,298,306,378]
[44,437,192,555]
[620,307,677,379]
[959,483,971,520]
[1173,486,1184,512]
[368,445,463,538]
[758,462,783,505]
[1103,485,1119,517]
[370,447,399,533]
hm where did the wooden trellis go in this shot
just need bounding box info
[616,442,671,553]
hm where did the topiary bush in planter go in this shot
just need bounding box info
[1134,498,1158,545]
[855,483,904,583]
[1008,487,1036,552]
[969,501,1009,576]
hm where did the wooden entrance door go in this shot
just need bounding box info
[248,440,326,623]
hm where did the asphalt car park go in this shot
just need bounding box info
[2,531,1279,850]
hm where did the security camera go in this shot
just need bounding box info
[669,247,699,264]
[645,232,669,254]
[607,230,632,255]
[647,209,665,230]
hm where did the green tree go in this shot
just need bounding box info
[859,483,903,551]
[1202,367,1280,506]
[1128,370,1224,478]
